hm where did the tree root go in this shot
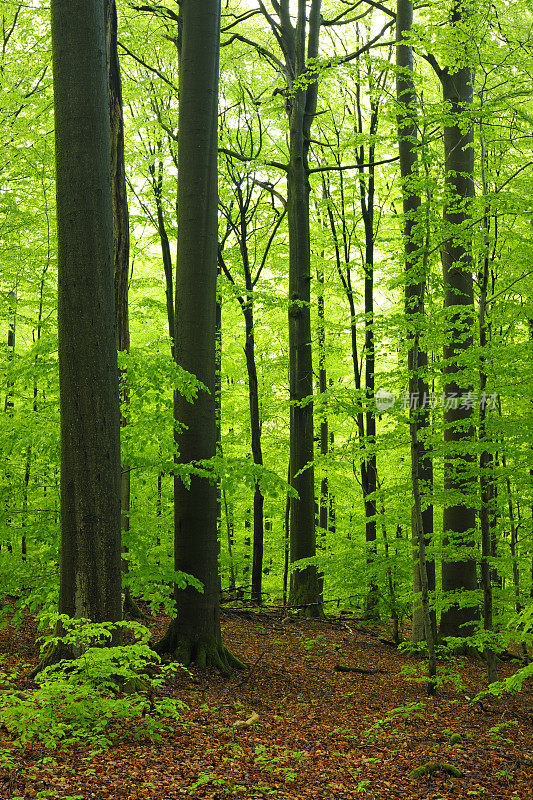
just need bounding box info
[152,628,246,677]
[123,587,146,619]
[28,641,74,678]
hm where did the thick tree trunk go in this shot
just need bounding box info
[106,0,141,619]
[397,0,436,692]
[478,131,497,682]
[52,0,122,634]
[286,0,323,617]
[396,0,435,643]
[2,289,15,554]
[153,0,242,673]
[4,289,15,414]
[439,1,478,639]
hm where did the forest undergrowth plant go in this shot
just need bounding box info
[0,618,187,755]
[400,655,466,692]
[486,720,519,745]
[362,701,426,742]
[253,744,309,783]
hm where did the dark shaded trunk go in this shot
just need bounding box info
[478,130,497,682]
[438,1,478,639]
[396,0,435,643]
[153,0,242,673]
[106,0,141,619]
[243,301,264,605]
[283,460,290,609]
[2,289,15,554]
[152,156,176,354]
[215,271,222,542]
[52,0,122,635]
[222,488,236,592]
[278,0,323,616]
[4,289,15,414]
[316,267,328,595]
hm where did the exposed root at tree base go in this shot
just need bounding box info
[28,641,74,678]
[152,629,246,676]
[123,588,146,620]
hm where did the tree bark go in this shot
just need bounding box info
[396,0,435,643]
[153,0,242,672]
[52,0,122,634]
[286,0,323,616]
[438,1,478,639]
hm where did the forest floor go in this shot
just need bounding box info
[0,600,532,800]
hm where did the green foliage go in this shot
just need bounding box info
[486,720,519,745]
[0,619,186,754]
[363,701,426,741]
[253,745,309,783]
[475,663,533,700]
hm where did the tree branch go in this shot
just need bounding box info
[339,19,396,63]
[219,146,288,173]
[118,42,178,92]
[309,155,399,173]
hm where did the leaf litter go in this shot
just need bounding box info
[0,602,531,799]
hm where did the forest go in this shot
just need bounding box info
[0,0,532,798]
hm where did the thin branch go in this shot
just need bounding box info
[339,19,396,64]
[221,9,262,33]
[129,3,180,24]
[221,32,285,74]
[253,206,288,287]
[252,179,287,209]
[495,161,533,193]
[486,271,533,306]
[118,42,178,92]
[219,146,288,173]
[419,51,444,81]
[360,0,396,18]
[309,155,399,173]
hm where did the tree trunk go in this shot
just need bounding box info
[243,302,264,605]
[478,127,497,683]
[395,0,438,678]
[396,0,435,643]
[438,1,478,639]
[106,0,141,619]
[52,0,122,635]
[286,0,323,617]
[316,266,328,596]
[2,288,16,554]
[153,0,242,673]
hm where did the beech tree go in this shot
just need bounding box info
[395,0,435,643]
[154,0,243,671]
[426,0,478,639]
[2,0,533,689]
[397,0,436,690]
[52,0,122,633]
